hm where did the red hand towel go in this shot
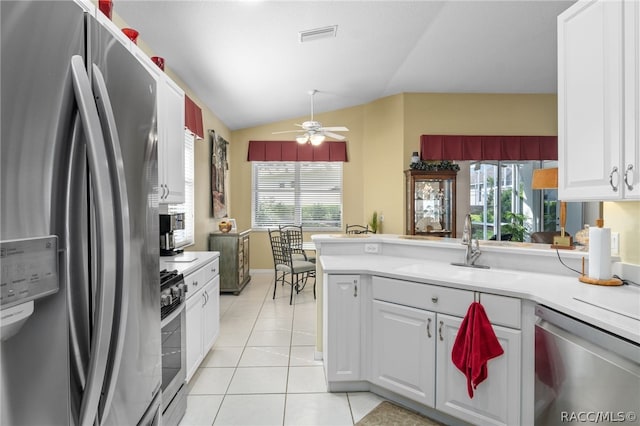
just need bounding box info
[451,302,504,398]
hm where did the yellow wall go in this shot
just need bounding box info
[604,201,640,265]
[231,106,367,268]
[362,95,406,234]
[111,8,232,251]
[111,4,640,265]
[403,93,558,234]
[229,93,561,268]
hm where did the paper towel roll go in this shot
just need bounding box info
[588,226,611,280]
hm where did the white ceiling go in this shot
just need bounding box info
[115,0,575,131]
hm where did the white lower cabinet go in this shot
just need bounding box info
[329,274,524,426]
[371,300,436,406]
[185,259,220,382]
[324,275,361,382]
[202,278,220,353]
[436,314,522,426]
[186,288,204,382]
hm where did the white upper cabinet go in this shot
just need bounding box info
[160,77,185,204]
[558,0,639,200]
[130,46,185,204]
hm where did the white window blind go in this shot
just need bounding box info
[168,130,195,247]
[252,161,342,230]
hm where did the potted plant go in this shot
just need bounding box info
[369,211,381,234]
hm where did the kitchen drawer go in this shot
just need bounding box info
[184,266,205,299]
[372,276,473,317]
[202,258,219,283]
[185,259,219,300]
[479,293,521,329]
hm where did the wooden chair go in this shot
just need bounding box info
[279,224,315,263]
[345,224,371,234]
[530,231,571,244]
[268,229,316,304]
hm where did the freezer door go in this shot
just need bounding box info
[88,14,162,426]
[0,1,85,425]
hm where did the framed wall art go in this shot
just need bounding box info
[210,129,229,218]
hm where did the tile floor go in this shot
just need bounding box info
[180,271,386,426]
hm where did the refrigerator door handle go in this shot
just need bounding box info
[70,55,118,426]
[90,63,132,423]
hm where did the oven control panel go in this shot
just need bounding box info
[0,236,59,309]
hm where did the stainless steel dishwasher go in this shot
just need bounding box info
[534,304,640,425]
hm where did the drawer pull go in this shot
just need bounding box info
[354,284,358,298]
[439,320,444,341]
[426,318,432,338]
[431,296,438,304]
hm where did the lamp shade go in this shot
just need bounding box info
[532,168,558,190]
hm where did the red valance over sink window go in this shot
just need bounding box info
[420,135,557,161]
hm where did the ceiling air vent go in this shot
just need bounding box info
[299,25,338,43]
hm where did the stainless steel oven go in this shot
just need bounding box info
[160,270,187,426]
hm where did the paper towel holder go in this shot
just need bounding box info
[578,275,622,286]
[577,219,622,286]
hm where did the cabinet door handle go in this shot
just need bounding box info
[431,296,438,304]
[438,320,444,341]
[426,318,432,338]
[609,166,619,192]
[624,164,634,191]
[353,284,358,298]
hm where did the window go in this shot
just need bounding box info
[168,130,195,247]
[469,161,537,242]
[252,162,342,230]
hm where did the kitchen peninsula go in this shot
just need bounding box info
[313,234,640,426]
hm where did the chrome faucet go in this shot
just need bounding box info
[462,214,481,265]
[452,214,489,269]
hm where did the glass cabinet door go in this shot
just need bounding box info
[405,170,457,237]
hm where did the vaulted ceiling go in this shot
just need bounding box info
[116,0,575,131]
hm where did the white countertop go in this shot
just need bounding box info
[160,251,219,277]
[317,242,640,344]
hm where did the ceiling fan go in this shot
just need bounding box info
[273,90,349,145]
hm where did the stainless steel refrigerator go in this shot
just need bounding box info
[1,1,161,424]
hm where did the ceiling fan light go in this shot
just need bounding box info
[310,134,325,145]
[296,135,309,144]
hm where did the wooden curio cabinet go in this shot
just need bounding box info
[405,169,457,237]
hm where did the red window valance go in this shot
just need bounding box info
[185,95,204,139]
[247,141,348,162]
[420,135,557,161]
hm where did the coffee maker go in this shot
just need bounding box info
[160,213,185,256]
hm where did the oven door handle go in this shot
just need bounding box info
[161,301,186,329]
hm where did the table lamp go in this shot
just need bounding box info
[531,168,573,249]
